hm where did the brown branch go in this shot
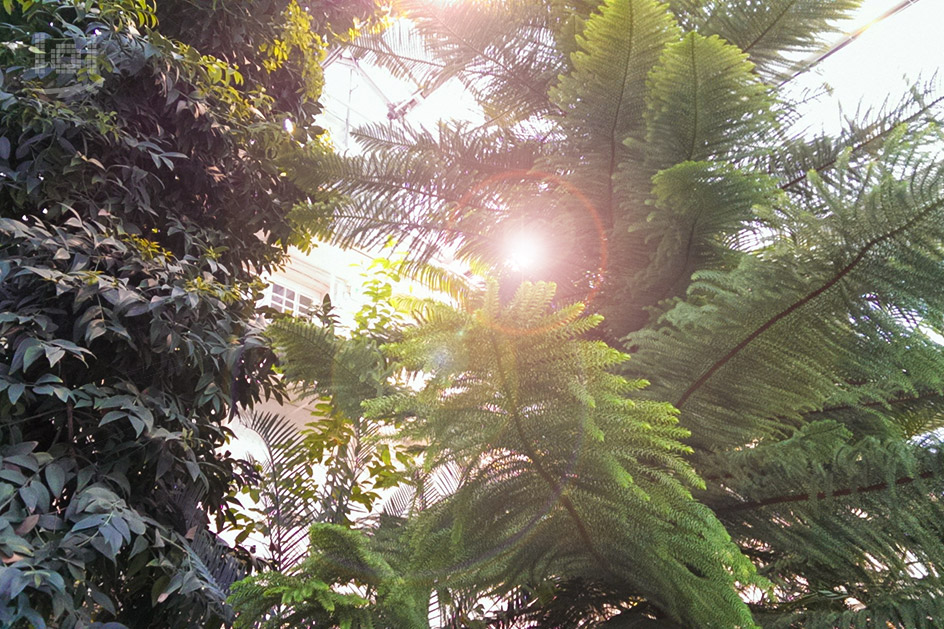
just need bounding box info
[716,470,936,514]
[675,199,944,409]
[487,331,612,573]
[779,93,944,191]
[805,390,943,418]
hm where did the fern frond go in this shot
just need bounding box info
[545,0,681,226]
[641,31,775,169]
[267,318,391,420]
[231,523,429,628]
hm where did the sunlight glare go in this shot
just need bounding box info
[505,231,544,272]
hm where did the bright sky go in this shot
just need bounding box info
[321,1,944,148]
[790,0,944,132]
[315,0,944,275]
[319,19,482,152]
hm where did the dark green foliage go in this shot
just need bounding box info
[0,0,374,626]
[229,523,427,629]
[702,422,944,629]
[229,294,418,626]
[0,212,270,626]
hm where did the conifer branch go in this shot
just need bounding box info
[740,1,797,55]
[804,390,943,418]
[716,470,936,514]
[675,198,944,410]
[779,93,944,191]
[604,4,638,226]
[422,6,556,110]
[486,330,612,573]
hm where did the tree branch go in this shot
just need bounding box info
[675,199,944,409]
[715,470,936,514]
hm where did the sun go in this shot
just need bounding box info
[505,231,544,272]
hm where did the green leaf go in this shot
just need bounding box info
[12,338,43,373]
[129,534,148,558]
[45,463,66,497]
[90,588,117,615]
[157,573,184,603]
[71,514,107,532]
[0,468,28,485]
[99,410,125,426]
[6,382,24,405]
[18,485,38,512]
[44,345,66,367]
[14,514,39,536]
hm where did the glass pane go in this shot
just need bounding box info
[272,284,284,296]
[285,289,296,300]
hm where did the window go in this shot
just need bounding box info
[336,279,352,302]
[269,283,317,317]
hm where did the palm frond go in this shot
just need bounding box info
[241,411,321,569]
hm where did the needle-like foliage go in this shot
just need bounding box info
[267,0,944,626]
[367,281,762,627]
